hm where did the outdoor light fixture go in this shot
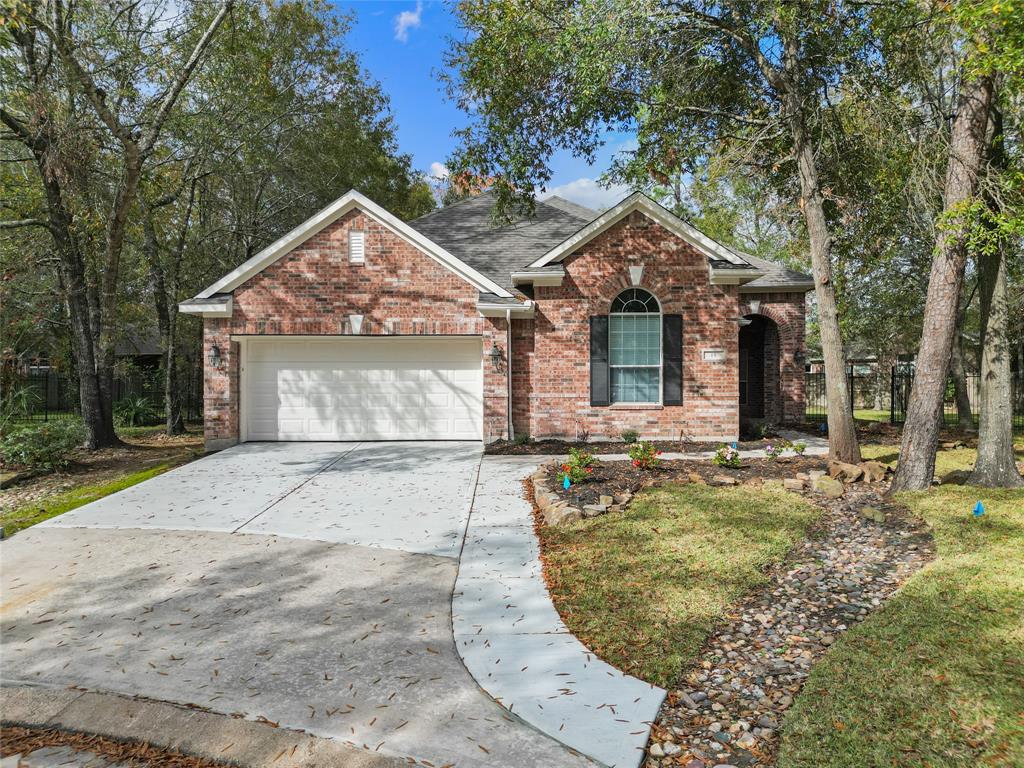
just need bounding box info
[748,299,761,314]
[209,344,222,368]
[488,342,503,369]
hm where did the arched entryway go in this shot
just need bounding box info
[739,314,782,425]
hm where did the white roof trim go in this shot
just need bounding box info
[178,295,232,317]
[195,190,512,299]
[478,300,535,318]
[709,268,764,286]
[511,268,565,287]
[527,192,755,270]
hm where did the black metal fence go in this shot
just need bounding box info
[806,366,1024,433]
[2,368,203,426]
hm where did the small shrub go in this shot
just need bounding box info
[793,441,807,455]
[758,422,779,439]
[764,442,785,460]
[576,422,590,443]
[629,441,662,470]
[514,432,531,445]
[0,384,42,434]
[620,429,639,444]
[558,446,595,485]
[712,443,742,468]
[0,420,85,471]
[114,395,159,427]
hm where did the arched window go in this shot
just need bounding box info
[609,288,661,403]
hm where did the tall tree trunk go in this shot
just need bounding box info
[780,37,859,463]
[969,102,1022,487]
[950,331,974,431]
[890,72,995,492]
[143,215,186,436]
[970,245,1024,486]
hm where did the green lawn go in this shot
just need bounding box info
[779,449,1024,768]
[0,463,178,536]
[536,483,820,687]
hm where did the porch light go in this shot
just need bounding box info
[209,344,222,368]
[748,299,761,314]
[488,342,503,369]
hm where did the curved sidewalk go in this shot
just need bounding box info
[454,456,666,768]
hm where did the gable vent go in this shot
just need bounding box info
[349,230,365,264]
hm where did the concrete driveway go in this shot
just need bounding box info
[1,442,591,768]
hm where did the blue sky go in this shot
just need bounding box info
[337,1,634,209]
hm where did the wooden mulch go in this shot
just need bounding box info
[0,726,229,768]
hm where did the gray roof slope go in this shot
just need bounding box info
[408,192,811,294]
[736,252,814,290]
[408,193,592,292]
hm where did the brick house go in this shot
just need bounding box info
[180,190,812,451]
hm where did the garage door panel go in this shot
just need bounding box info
[244,338,482,441]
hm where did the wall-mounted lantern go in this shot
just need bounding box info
[748,298,762,314]
[209,344,222,368]
[488,342,503,370]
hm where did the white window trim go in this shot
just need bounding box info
[609,289,663,406]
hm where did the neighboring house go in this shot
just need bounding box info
[180,190,812,450]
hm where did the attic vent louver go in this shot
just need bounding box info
[349,230,365,264]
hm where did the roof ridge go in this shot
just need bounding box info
[408,190,495,224]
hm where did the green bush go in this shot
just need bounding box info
[558,446,595,485]
[514,432,531,445]
[628,440,662,469]
[620,429,639,444]
[114,395,160,427]
[0,383,42,434]
[0,420,85,471]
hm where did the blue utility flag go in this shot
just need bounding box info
[973,501,984,517]
[563,475,571,490]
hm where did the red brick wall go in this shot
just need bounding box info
[513,211,744,441]
[202,208,509,448]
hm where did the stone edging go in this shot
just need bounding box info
[531,463,634,525]
[0,686,404,768]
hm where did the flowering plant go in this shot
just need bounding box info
[712,444,742,468]
[764,442,785,460]
[629,441,662,470]
[558,447,595,484]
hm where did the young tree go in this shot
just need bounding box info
[445,0,873,461]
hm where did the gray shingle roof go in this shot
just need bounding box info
[407,192,811,294]
[736,252,814,291]
[408,193,591,293]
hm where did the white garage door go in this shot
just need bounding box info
[244,337,483,441]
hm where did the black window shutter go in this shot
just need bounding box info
[663,314,683,405]
[589,315,610,406]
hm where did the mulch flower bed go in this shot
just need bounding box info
[644,485,935,768]
[544,456,829,509]
[485,435,814,456]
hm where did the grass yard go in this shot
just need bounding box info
[0,463,180,536]
[778,448,1024,768]
[536,482,820,687]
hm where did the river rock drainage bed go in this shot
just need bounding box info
[645,487,935,768]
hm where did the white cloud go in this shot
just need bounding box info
[394,1,423,43]
[540,177,631,211]
[429,161,449,180]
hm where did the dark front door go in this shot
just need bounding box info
[739,319,765,420]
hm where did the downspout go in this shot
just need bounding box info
[506,309,514,442]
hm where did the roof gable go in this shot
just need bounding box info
[195,190,512,300]
[527,192,753,270]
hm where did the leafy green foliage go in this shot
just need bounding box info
[113,396,160,428]
[0,421,85,471]
[558,447,596,484]
[712,444,742,468]
[620,429,639,444]
[628,441,661,470]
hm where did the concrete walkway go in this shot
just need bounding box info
[456,456,666,768]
